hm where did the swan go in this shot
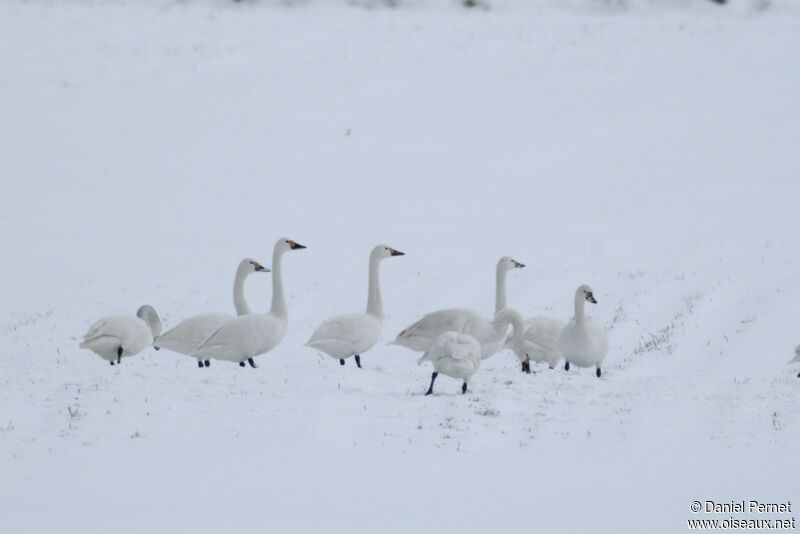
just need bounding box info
[499,308,564,373]
[391,256,524,358]
[558,284,608,377]
[80,305,162,365]
[305,245,404,369]
[417,331,481,395]
[153,258,269,368]
[790,345,800,378]
[194,238,306,367]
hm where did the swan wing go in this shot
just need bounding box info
[306,313,381,357]
[155,313,233,355]
[197,314,285,359]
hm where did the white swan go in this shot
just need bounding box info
[153,258,269,368]
[558,285,608,377]
[500,308,564,373]
[417,331,481,395]
[790,345,800,378]
[194,238,306,367]
[305,245,404,368]
[80,305,162,365]
[391,256,524,358]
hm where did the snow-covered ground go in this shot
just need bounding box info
[1,1,799,532]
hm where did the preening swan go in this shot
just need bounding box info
[392,256,524,358]
[305,245,404,368]
[417,331,481,395]
[153,258,269,368]
[500,309,564,373]
[790,345,800,378]
[194,238,306,367]
[80,305,162,365]
[558,285,608,378]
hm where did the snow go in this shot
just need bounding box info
[1,1,799,532]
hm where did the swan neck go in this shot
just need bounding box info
[495,265,507,313]
[270,248,287,320]
[233,263,251,315]
[493,308,521,343]
[366,254,383,321]
[574,292,586,324]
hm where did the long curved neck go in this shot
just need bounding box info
[494,308,524,344]
[233,263,251,315]
[495,265,508,313]
[574,292,586,325]
[366,253,383,321]
[270,249,287,320]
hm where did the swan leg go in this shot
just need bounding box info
[425,372,438,396]
[596,367,602,378]
[239,361,245,367]
[797,371,800,378]
[248,358,257,369]
[197,361,203,368]
[354,355,362,369]
[522,361,531,374]
[117,347,122,365]
[204,360,210,368]
[109,361,114,366]
[461,382,468,394]
[564,361,570,371]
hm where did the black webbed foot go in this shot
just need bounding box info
[564,361,570,371]
[198,361,204,368]
[239,361,245,367]
[596,367,602,378]
[204,360,210,367]
[462,382,468,394]
[339,359,345,366]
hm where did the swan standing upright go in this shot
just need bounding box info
[154,258,269,368]
[392,256,524,359]
[80,305,162,365]
[558,285,608,377]
[194,238,306,368]
[305,245,404,369]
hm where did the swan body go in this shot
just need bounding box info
[194,238,305,366]
[306,245,404,368]
[417,331,481,395]
[392,256,524,359]
[558,285,608,377]
[80,305,162,365]
[154,258,268,367]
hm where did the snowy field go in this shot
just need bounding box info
[2,1,800,532]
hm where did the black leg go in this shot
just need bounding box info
[425,372,438,396]
[204,360,210,367]
[110,361,114,366]
[239,361,245,367]
[596,367,602,378]
[354,354,362,369]
[564,361,570,371]
[153,346,160,351]
[117,346,123,364]
[462,382,468,394]
[248,358,257,368]
[797,371,799,378]
[339,359,345,366]
[522,361,531,374]
[197,360,203,368]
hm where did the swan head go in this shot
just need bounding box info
[372,244,405,260]
[240,258,270,273]
[498,256,525,273]
[276,238,307,253]
[136,305,162,338]
[577,284,598,304]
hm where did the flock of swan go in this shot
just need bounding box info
[80,237,612,395]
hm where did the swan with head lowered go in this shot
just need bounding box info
[392,256,524,359]
[194,238,306,368]
[417,331,481,395]
[305,245,404,369]
[558,284,608,378]
[80,305,162,365]
[153,258,269,368]
[498,308,563,373]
